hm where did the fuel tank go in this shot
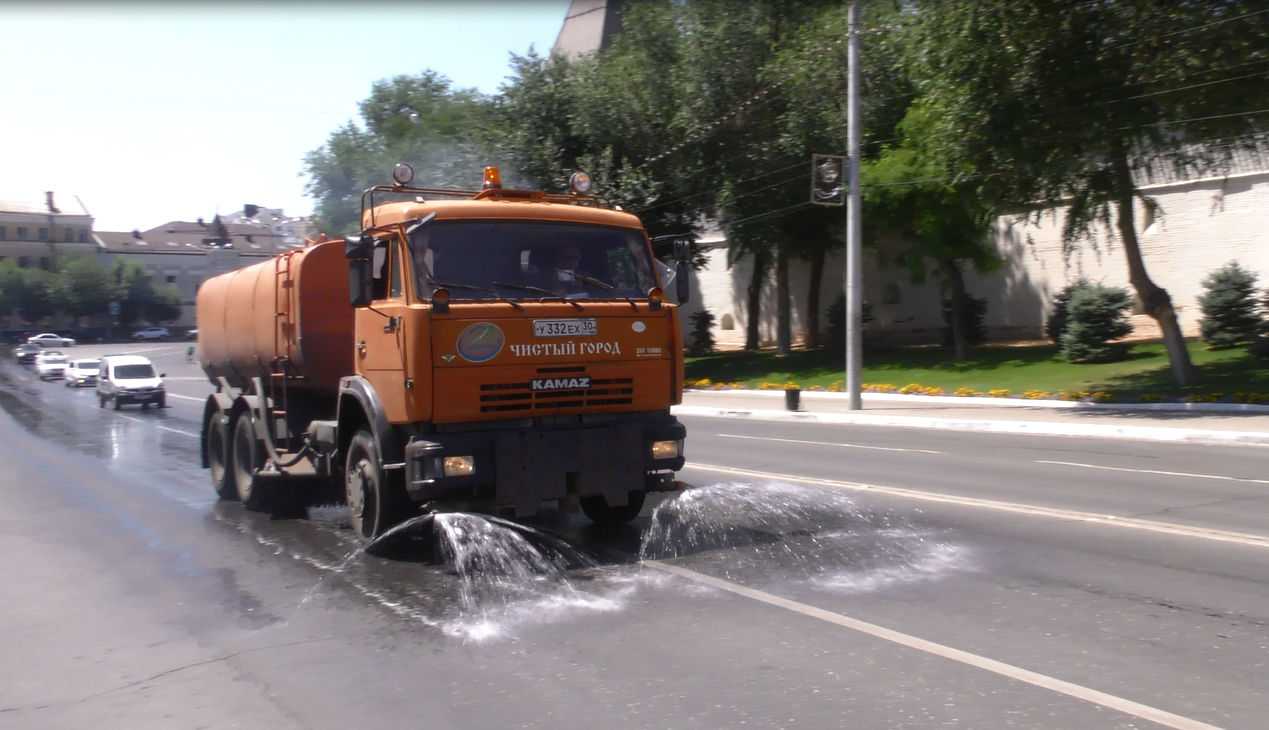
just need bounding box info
[197,240,353,394]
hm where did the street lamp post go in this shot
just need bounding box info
[844,0,863,410]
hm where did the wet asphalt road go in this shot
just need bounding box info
[3,344,1269,729]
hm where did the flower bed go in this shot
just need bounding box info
[681,377,1269,405]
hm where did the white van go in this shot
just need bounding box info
[96,355,166,410]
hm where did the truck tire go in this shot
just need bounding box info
[232,415,268,511]
[345,428,404,540]
[581,491,646,526]
[206,412,236,501]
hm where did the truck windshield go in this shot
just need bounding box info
[408,221,658,301]
[115,364,156,379]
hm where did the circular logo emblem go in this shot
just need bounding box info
[456,322,505,363]
[631,321,647,333]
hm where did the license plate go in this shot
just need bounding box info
[530,376,591,391]
[134,395,152,400]
[533,318,597,338]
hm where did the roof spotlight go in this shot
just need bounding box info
[569,171,593,195]
[393,163,415,186]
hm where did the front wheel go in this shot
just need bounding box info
[581,491,647,526]
[344,428,404,541]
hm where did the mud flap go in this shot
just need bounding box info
[495,426,643,517]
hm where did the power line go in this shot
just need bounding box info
[721,200,815,228]
[1111,6,1269,50]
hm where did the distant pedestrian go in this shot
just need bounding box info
[186,345,196,362]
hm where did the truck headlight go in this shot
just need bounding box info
[443,455,475,477]
[651,440,682,459]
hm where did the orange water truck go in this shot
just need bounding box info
[196,164,689,539]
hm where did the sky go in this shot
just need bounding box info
[0,1,572,232]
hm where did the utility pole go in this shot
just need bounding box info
[845,0,863,409]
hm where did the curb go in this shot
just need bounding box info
[684,389,1269,414]
[671,405,1269,448]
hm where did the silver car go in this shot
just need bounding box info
[28,332,76,347]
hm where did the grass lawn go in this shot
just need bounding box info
[685,340,1269,400]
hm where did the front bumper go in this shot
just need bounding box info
[404,413,686,514]
[116,389,165,403]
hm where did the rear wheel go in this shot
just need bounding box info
[207,412,235,500]
[581,491,647,526]
[232,415,268,510]
[344,428,404,541]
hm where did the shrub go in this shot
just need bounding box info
[827,293,873,352]
[1060,284,1135,363]
[940,295,988,347]
[688,309,715,355]
[1046,279,1091,344]
[1197,261,1260,349]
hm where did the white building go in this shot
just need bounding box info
[217,207,310,247]
[0,191,98,270]
[680,157,1269,348]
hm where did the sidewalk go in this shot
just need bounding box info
[675,390,1269,447]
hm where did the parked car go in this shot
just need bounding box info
[27,332,75,347]
[185,328,199,341]
[131,327,170,341]
[14,343,42,364]
[35,353,70,380]
[97,355,166,409]
[64,359,101,387]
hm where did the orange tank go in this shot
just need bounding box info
[197,240,353,393]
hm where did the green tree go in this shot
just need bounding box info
[144,285,183,324]
[1197,261,1261,349]
[1046,279,1092,345]
[110,258,181,327]
[1061,285,1135,363]
[861,106,999,361]
[19,268,61,325]
[304,71,490,235]
[58,255,118,322]
[0,259,24,323]
[908,0,1269,384]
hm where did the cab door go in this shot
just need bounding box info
[354,236,411,423]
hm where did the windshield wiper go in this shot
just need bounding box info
[491,281,584,311]
[428,278,524,311]
[555,270,638,310]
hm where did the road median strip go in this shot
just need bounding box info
[673,405,1269,447]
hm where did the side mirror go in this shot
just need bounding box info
[349,259,371,307]
[345,234,374,260]
[673,239,692,262]
[675,261,690,305]
[159,373,167,378]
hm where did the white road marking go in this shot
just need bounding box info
[165,393,205,402]
[684,463,1269,549]
[718,433,944,454]
[1037,459,1269,486]
[646,561,1227,730]
[115,413,199,438]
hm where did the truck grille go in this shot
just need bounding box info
[479,368,634,413]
